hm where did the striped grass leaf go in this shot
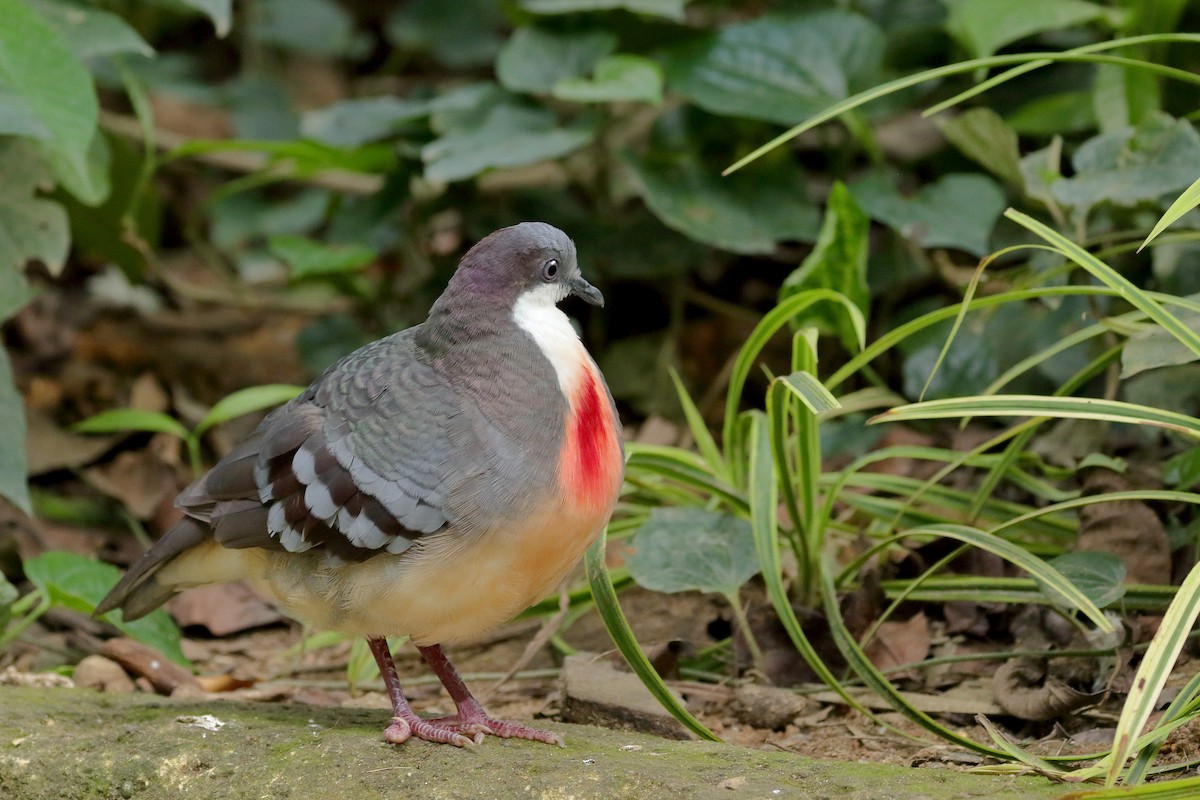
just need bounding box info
[1125,670,1200,785]
[667,367,727,480]
[1006,209,1200,360]
[723,288,864,454]
[724,34,1200,176]
[815,553,1005,756]
[890,524,1115,633]
[1062,774,1200,799]
[746,411,886,723]
[1140,176,1200,252]
[875,395,1200,440]
[1105,558,1200,785]
[584,530,719,742]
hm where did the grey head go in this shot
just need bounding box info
[434,222,603,315]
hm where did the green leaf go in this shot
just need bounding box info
[1006,91,1097,136]
[42,127,110,207]
[776,372,841,416]
[0,347,29,514]
[875,394,1200,441]
[781,181,869,348]
[584,533,720,741]
[176,0,232,36]
[1164,447,1200,491]
[1141,176,1200,251]
[27,0,154,59]
[268,234,377,280]
[385,0,506,69]
[943,0,1119,59]
[553,55,663,104]
[663,11,884,126]
[0,572,17,631]
[249,0,367,57]
[195,384,304,437]
[623,151,819,254]
[1044,551,1126,608]
[519,0,689,20]
[625,507,759,597]
[300,97,432,148]
[1121,312,1200,378]
[421,104,594,183]
[1052,114,1200,214]
[934,108,1024,188]
[496,28,616,95]
[0,0,97,198]
[848,172,1006,257]
[23,551,189,667]
[0,139,69,280]
[73,408,191,440]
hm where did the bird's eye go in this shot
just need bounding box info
[541,259,559,281]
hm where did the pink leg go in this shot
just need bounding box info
[367,636,482,747]
[419,644,565,747]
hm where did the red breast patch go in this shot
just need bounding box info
[562,365,620,511]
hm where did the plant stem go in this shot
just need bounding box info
[725,590,767,677]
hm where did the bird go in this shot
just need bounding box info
[96,222,625,748]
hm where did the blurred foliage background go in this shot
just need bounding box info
[4,0,1200,788]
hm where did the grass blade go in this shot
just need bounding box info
[584,530,719,742]
[1140,176,1200,251]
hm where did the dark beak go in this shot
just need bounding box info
[568,276,604,307]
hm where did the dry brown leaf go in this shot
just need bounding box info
[168,582,284,637]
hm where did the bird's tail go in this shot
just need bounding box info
[95,516,210,621]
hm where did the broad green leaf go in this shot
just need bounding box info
[496,28,616,95]
[27,0,154,59]
[781,181,869,347]
[0,139,70,279]
[848,172,1006,257]
[1141,176,1200,251]
[195,384,305,436]
[623,151,819,254]
[663,11,884,126]
[1044,551,1126,608]
[73,408,191,440]
[386,0,506,69]
[943,0,1119,59]
[1121,312,1200,378]
[934,108,1023,188]
[176,0,232,36]
[552,55,663,104]
[1092,61,1160,132]
[23,551,189,666]
[520,0,689,20]
[300,97,432,148]
[0,347,29,513]
[1052,114,1200,214]
[0,0,97,200]
[42,127,110,207]
[269,234,377,280]
[421,104,594,183]
[625,507,759,597]
[248,0,367,57]
[1164,446,1200,490]
[1006,91,1097,136]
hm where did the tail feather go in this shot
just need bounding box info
[95,516,210,620]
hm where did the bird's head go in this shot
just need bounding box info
[449,222,604,312]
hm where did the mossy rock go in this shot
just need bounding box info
[0,686,1066,800]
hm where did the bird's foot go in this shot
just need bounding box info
[426,712,565,747]
[383,711,485,748]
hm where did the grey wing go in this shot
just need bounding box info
[200,331,458,561]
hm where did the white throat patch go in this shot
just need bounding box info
[512,283,587,397]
